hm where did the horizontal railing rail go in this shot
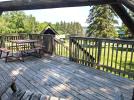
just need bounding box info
[69,36,134,79]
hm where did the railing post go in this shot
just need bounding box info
[43,34,55,55]
[1,35,5,47]
[69,37,73,61]
[52,35,55,55]
[97,39,102,69]
[0,36,2,47]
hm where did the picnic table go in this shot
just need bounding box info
[9,39,42,61]
[10,39,38,52]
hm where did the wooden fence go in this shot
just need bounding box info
[54,38,69,57]
[69,37,134,79]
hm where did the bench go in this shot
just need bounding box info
[20,45,45,58]
[18,47,43,59]
[0,48,11,62]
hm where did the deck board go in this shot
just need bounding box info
[0,56,134,100]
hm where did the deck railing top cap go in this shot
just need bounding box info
[70,36,134,43]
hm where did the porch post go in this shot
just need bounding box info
[69,37,73,61]
[111,4,134,35]
[43,34,55,55]
[97,39,102,69]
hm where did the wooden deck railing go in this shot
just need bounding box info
[69,37,134,79]
[1,34,134,79]
[54,38,69,57]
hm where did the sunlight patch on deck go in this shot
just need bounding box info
[11,67,23,76]
[53,84,70,92]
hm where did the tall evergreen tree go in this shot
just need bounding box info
[86,5,118,38]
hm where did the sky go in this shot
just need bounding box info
[24,6,90,27]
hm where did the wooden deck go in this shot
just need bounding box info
[0,56,134,100]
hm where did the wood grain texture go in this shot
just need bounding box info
[0,72,13,97]
[0,56,133,100]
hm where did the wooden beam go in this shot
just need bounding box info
[111,3,134,35]
[121,0,134,12]
[0,0,118,11]
[132,88,134,100]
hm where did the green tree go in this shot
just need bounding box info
[86,5,118,38]
[3,11,26,33]
[75,22,83,35]
[1,11,41,34]
[23,15,37,33]
[0,16,11,34]
[0,11,83,36]
[53,21,83,35]
[35,22,48,33]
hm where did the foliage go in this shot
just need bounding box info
[53,21,83,35]
[0,11,83,35]
[86,5,118,38]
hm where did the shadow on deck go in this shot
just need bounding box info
[0,56,134,100]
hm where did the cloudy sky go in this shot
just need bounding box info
[24,6,90,27]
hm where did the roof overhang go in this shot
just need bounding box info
[0,0,118,11]
[0,0,134,35]
[121,0,134,12]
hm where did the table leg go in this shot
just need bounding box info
[12,42,13,56]
[0,50,2,58]
[5,52,9,63]
[20,51,24,62]
[11,82,17,93]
